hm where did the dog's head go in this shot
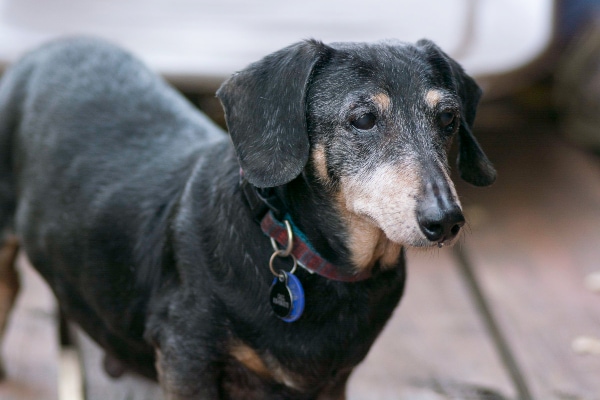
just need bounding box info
[217,39,495,267]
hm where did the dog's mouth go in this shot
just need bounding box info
[338,164,465,267]
[338,200,465,272]
[352,207,464,250]
[410,232,462,249]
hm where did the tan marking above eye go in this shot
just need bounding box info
[425,89,443,108]
[372,92,391,110]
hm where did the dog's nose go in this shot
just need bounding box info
[417,206,465,243]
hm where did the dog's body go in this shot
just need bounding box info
[0,38,495,399]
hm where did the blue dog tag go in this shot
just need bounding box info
[270,271,305,322]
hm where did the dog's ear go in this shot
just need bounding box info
[417,39,496,187]
[217,40,330,188]
[452,67,497,187]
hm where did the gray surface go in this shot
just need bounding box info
[0,0,554,92]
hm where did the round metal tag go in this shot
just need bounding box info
[269,271,305,322]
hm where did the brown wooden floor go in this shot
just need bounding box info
[1,97,600,399]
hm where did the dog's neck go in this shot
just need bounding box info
[260,211,372,282]
[240,174,372,282]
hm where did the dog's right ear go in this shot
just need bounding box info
[217,40,331,188]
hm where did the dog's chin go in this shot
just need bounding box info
[406,235,461,251]
[383,229,461,250]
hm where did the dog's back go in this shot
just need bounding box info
[0,37,224,228]
[0,37,227,378]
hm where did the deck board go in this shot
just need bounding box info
[457,102,600,400]
[349,250,515,399]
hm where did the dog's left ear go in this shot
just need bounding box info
[417,39,497,187]
[217,40,330,188]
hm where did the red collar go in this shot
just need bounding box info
[260,211,371,283]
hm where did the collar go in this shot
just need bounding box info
[240,172,371,282]
[260,211,371,282]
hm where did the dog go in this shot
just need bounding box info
[0,37,495,399]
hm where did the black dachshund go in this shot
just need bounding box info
[0,37,495,399]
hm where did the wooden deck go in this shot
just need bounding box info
[0,96,599,399]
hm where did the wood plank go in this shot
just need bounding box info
[349,250,515,399]
[457,101,600,399]
[0,255,60,400]
[71,327,162,400]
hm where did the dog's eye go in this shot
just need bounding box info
[351,113,376,131]
[440,111,458,134]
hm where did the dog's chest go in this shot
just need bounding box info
[226,331,365,398]
[223,268,406,397]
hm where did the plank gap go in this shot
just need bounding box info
[454,246,533,400]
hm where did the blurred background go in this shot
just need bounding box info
[0,1,599,399]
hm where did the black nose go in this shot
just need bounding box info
[417,206,465,243]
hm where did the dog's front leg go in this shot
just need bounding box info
[0,236,20,380]
[148,299,223,400]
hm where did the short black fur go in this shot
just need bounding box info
[0,37,494,399]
